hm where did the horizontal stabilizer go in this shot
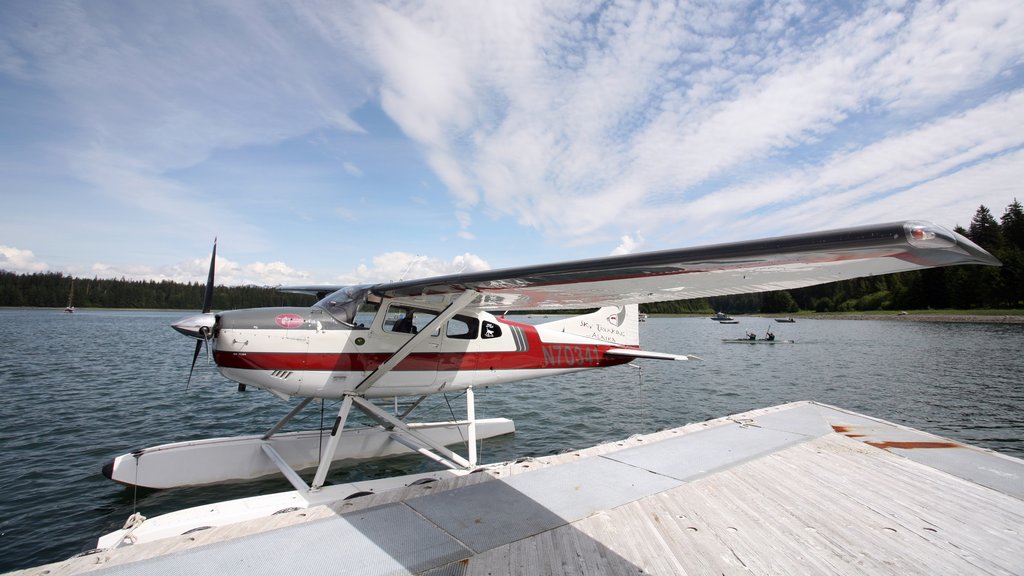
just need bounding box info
[605,348,702,361]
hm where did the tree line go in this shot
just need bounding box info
[0,273,314,310]
[2,200,1021,313]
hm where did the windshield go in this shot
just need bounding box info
[313,285,375,325]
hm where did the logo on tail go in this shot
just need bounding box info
[606,306,627,327]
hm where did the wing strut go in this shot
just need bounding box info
[353,290,479,395]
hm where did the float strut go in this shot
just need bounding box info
[263,397,313,440]
[310,396,353,491]
[467,386,477,467]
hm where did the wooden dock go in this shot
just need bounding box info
[12,401,1024,575]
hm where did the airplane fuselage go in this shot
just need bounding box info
[209,302,633,399]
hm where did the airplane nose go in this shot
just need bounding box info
[171,313,216,339]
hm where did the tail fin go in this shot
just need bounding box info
[537,304,640,346]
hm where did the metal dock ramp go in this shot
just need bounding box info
[15,401,1024,575]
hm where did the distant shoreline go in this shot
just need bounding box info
[646,311,1024,324]
[806,313,1024,324]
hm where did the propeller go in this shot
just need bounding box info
[171,239,218,390]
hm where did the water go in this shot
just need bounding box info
[1,309,1022,572]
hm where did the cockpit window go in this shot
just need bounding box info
[446,315,478,339]
[385,305,438,334]
[314,285,376,326]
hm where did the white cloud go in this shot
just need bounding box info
[68,253,314,287]
[347,0,1022,245]
[661,89,1024,240]
[0,246,48,273]
[1,1,374,251]
[335,251,490,284]
[324,110,366,134]
[871,1,1024,109]
[342,162,362,177]
[611,233,645,256]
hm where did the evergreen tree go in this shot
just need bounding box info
[968,205,1001,250]
[1000,199,1024,249]
[997,199,1024,306]
[760,290,799,313]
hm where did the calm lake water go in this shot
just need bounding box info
[1,308,1022,572]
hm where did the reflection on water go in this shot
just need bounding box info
[0,309,1021,571]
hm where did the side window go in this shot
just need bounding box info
[481,321,502,339]
[353,301,379,329]
[386,305,438,334]
[446,315,479,339]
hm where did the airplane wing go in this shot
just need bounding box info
[278,286,347,299]
[319,221,999,312]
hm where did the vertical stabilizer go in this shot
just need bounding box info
[537,304,640,346]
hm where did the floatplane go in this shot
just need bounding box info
[98,221,998,547]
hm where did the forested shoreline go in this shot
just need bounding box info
[0,274,314,310]
[3,202,1022,313]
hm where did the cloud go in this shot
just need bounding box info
[323,110,366,134]
[611,233,645,256]
[335,251,490,284]
[348,0,1022,245]
[39,246,489,289]
[664,89,1024,240]
[0,245,48,273]
[342,162,363,177]
[454,209,473,238]
[1,1,374,250]
[69,253,314,287]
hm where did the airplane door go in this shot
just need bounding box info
[437,314,478,390]
[370,303,441,392]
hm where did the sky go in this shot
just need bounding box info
[1,0,1022,288]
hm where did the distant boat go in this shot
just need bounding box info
[63,281,75,313]
[718,319,739,324]
[722,338,795,344]
[710,311,734,321]
[775,317,796,323]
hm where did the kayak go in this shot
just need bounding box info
[722,338,795,344]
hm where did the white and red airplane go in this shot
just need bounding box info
[102,220,998,495]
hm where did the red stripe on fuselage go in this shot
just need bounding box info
[213,319,634,372]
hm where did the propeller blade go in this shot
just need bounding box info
[202,239,217,314]
[184,238,216,391]
[186,337,204,390]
